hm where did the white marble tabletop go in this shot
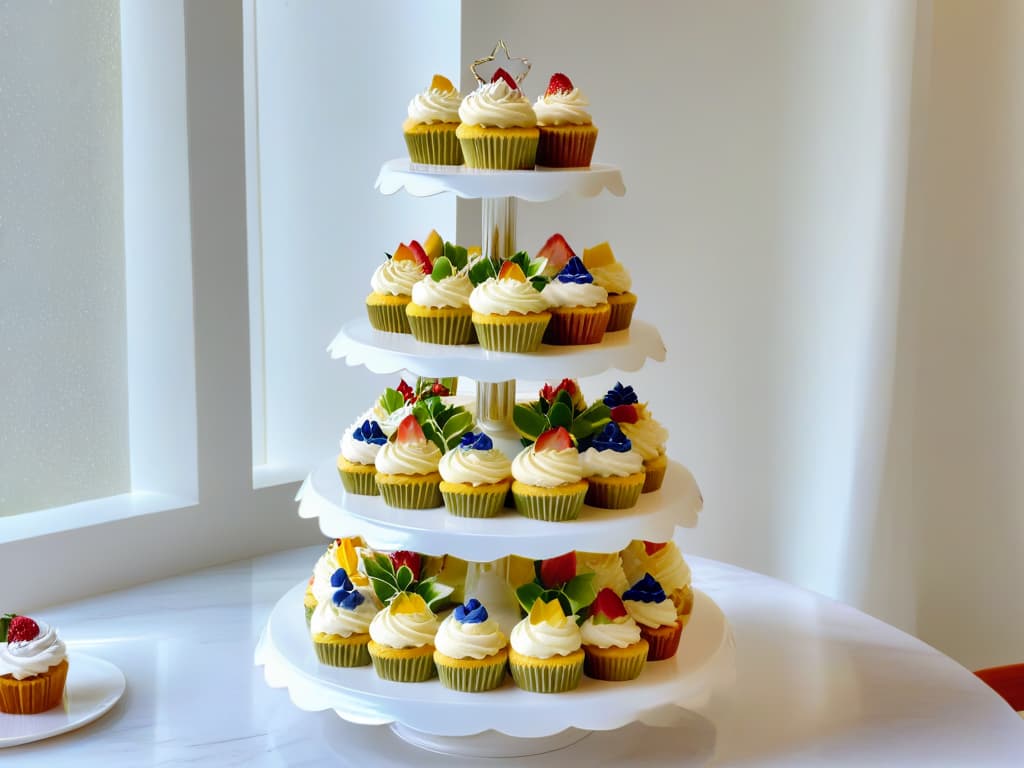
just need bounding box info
[4,545,1023,766]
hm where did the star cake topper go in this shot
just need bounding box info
[470,40,531,86]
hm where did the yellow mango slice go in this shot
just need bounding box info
[334,537,368,586]
[423,230,443,262]
[392,243,416,262]
[582,242,616,268]
[529,597,567,627]
[498,261,527,282]
[391,592,429,615]
[430,74,455,93]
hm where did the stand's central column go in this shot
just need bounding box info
[482,197,517,261]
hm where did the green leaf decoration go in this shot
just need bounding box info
[553,390,574,411]
[415,576,455,612]
[468,256,500,286]
[385,251,393,261]
[0,613,16,643]
[570,402,611,442]
[395,565,414,592]
[443,241,469,271]
[430,256,453,282]
[529,277,547,292]
[441,411,474,442]
[379,388,406,415]
[563,573,597,616]
[421,423,443,452]
[547,401,573,431]
[513,403,549,442]
[515,582,545,614]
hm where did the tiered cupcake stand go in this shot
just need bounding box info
[254,161,735,758]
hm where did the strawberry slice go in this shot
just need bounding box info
[610,404,639,424]
[408,240,433,275]
[497,260,527,282]
[545,72,574,97]
[396,414,426,444]
[537,233,575,274]
[591,588,628,623]
[539,551,576,589]
[491,67,517,90]
[535,426,573,452]
[643,541,668,556]
[7,616,40,643]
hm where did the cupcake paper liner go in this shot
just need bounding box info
[459,134,538,170]
[606,293,637,332]
[640,622,683,661]
[314,638,371,668]
[337,465,379,496]
[583,642,649,681]
[472,312,550,353]
[366,302,411,334]
[377,476,443,509]
[407,310,475,345]
[369,646,437,682]
[544,305,610,346]
[509,656,583,693]
[404,126,463,166]
[0,659,68,715]
[536,125,598,169]
[584,475,645,510]
[642,459,668,493]
[512,483,587,522]
[435,656,508,692]
[440,482,509,518]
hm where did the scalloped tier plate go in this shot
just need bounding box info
[296,456,702,561]
[255,581,733,739]
[328,317,665,381]
[375,159,625,201]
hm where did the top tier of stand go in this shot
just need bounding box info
[375,159,626,201]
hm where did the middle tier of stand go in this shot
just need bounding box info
[297,456,702,561]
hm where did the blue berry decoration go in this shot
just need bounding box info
[330,568,353,590]
[555,256,595,284]
[603,382,639,407]
[623,574,668,603]
[459,432,493,451]
[454,598,489,624]
[589,422,633,453]
[332,587,365,611]
[354,420,387,445]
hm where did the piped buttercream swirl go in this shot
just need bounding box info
[458,81,537,128]
[433,613,507,660]
[374,438,442,476]
[533,88,593,126]
[439,446,511,486]
[511,445,583,488]
[369,604,438,649]
[469,278,549,316]
[310,587,378,637]
[580,616,642,649]
[411,273,473,309]
[407,88,461,125]
[370,259,423,296]
[0,621,66,680]
[509,615,581,659]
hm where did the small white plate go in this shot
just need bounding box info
[0,653,126,748]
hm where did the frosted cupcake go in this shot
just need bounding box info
[508,598,584,693]
[307,536,369,624]
[580,589,649,681]
[622,574,682,661]
[469,261,551,353]
[579,422,646,509]
[541,256,610,345]
[0,616,68,714]
[576,551,630,595]
[407,250,474,345]
[310,569,379,667]
[368,592,439,682]
[374,414,443,509]
[438,432,512,518]
[622,540,694,624]
[403,74,463,166]
[337,420,387,496]
[433,599,509,692]
[583,242,635,331]
[534,73,598,168]
[366,243,429,334]
[604,383,669,492]
[511,427,588,522]
[456,71,538,170]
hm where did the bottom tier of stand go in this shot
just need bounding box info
[255,581,735,757]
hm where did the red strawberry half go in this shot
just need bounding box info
[610,404,639,424]
[537,233,576,274]
[539,551,577,589]
[408,240,433,275]
[643,541,668,556]
[535,426,573,452]
[431,382,450,396]
[389,550,422,581]
[7,616,40,643]
[546,73,574,97]
[396,414,426,444]
[591,588,628,623]
[491,67,518,90]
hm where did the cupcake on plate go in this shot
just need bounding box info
[583,242,636,331]
[580,589,648,681]
[511,427,588,522]
[403,74,463,166]
[310,568,379,667]
[438,431,512,518]
[366,241,431,334]
[541,255,610,346]
[406,244,474,345]
[579,422,646,509]
[367,592,439,682]
[622,540,694,625]
[456,70,538,170]
[508,598,584,693]
[433,598,509,692]
[622,574,682,661]
[0,615,68,714]
[337,420,387,496]
[374,414,443,509]
[307,536,368,624]
[469,258,551,353]
[604,383,669,492]
[534,73,598,168]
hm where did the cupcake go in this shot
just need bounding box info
[403,74,463,166]
[307,536,370,623]
[367,592,439,682]
[364,381,417,438]
[604,383,669,492]
[622,574,682,661]
[310,568,379,667]
[0,616,68,714]
[366,242,430,334]
[534,73,598,168]
[508,598,584,693]
[580,589,649,681]
[511,427,588,522]
[579,422,646,509]
[438,432,512,518]
[622,540,694,624]
[576,551,630,595]
[374,414,443,509]
[583,242,636,331]
[337,420,387,496]
[433,599,509,692]
[469,260,551,353]
[406,246,474,345]
[541,255,610,345]
[456,71,538,170]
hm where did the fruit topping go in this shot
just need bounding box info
[392,242,416,263]
[491,67,518,90]
[537,233,576,274]
[7,616,40,643]
[529,597,567,626]
[430,381,451,396]
[603,382,639,408]
[535,426,574,452]
[539,551,577,589]
[554,256,594,284]
[330,568,354,590]
[454,598,489,624]
[408,240,433,275]
[540,378,578,404]
[396,414,426,444]
[459,432,494,451]
[582,242,616,269]
[590,588,628,623]
[610,404,639,424]
[545,72,574,97]
[391,592,429,615]
[388,550,423,581]
[430,74,455,93]
[643,541,668,556]
[396,379,417,404]
[424,229,444,262]
[497,260,527,282]
[588,421,633,453]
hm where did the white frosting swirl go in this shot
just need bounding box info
[620,418,669,461]
[621,541,691,592]
[579,446,644,478]
[580,616,642,649]
[589,263,632,294]
[458,81,536,128]
[541,280,608,309]
[407,88,461,125]
[367,402,414,438]
[577,552,630,594]
[533,88,593,126]
[624,599,678,629]
[469,278,550,316]
[439,447,511,486]
[369,604,438,649]
[509,615,581,659]
[433,613,507,660]
[374,438,442,476]
[340,428,383,465]
[310,588,379,638]
[411,273,473,309]
[370,259,424,296]
[0,622,66,680]
[511,445,583,488]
